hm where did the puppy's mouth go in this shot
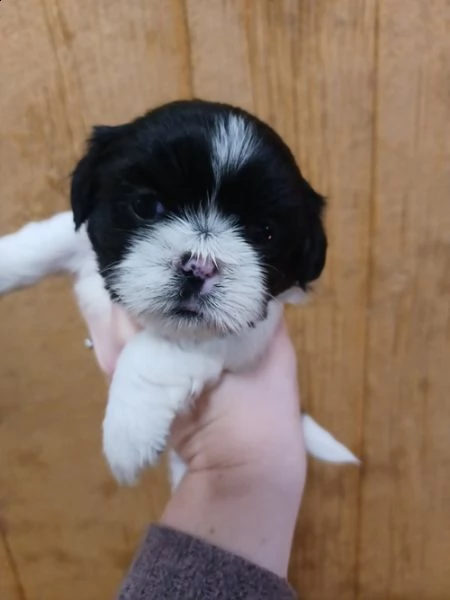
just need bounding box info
[173,273,218,319]
[172,306,201,319]
[173,291,206,319]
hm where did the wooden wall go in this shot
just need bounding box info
[1,1,449,598]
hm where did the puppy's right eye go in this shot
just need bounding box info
[131,194,165,221]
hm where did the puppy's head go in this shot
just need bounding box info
[71,100,326,336]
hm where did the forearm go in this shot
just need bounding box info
[118,462,302,598]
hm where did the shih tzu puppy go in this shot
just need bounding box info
[0,100,358,486]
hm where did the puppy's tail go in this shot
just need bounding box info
[0,211,89,295]
[301,413,360,464]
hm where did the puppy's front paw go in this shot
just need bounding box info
[102,329,207,485]
[102,410,167,486]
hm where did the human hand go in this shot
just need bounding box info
[164,317,306,576]
[84,304,306,577]
[169,318,305,476]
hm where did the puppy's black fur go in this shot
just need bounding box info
[71,99,326,300]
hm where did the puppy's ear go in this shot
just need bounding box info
[296,182,327,288]
[71,125,122,229]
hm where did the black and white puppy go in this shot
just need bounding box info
[0,100,358,486]
[72,99,326,329]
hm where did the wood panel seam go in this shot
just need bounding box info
[0,526,28,600]
[180,0,195,97]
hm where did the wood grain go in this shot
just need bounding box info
[187,1,376,596]
[0,1,186,599]
[1,0,449,598]
[357,2,450,598]
[186,0,254,110]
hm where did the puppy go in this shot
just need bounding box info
[0,100,358,486]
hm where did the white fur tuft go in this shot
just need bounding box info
[277,287,308,305]
[301,414,360,464]
[168,450,187,491]
[212,114,258,182]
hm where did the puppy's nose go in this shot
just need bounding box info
[180,254,218,280]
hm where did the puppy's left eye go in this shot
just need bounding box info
[263,224,274,241]
[252,222,275,244]
[131,194,165,221]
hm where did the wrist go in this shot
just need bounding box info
[161,447,305,577]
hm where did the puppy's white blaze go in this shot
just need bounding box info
[212,114,258,180]
[302,414,360,464]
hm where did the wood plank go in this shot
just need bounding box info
[0,1,189,599]
[186,1,376,598]
[186,0,254,110]
[357,2,450,598]
[2,0,449,598]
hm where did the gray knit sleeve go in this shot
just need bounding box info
[118,524,297,599]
